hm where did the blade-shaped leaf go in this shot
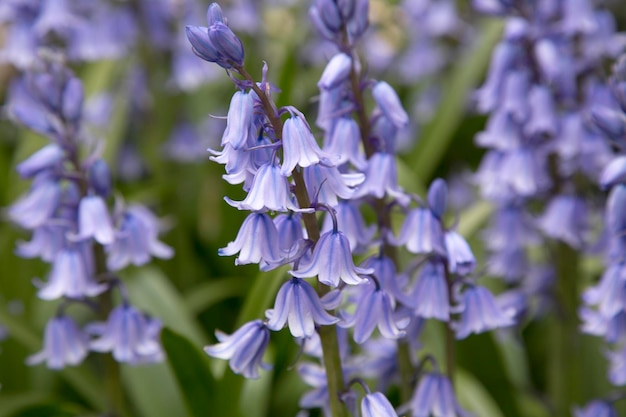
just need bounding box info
[161,328,217,417]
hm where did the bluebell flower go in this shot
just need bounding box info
[33,0,81,42]
[303,164,364,207]
[482,205,538,252]
[186,25,221,63]
[88,159,112,198]
[474,110,521,150]
[8,176,61,230]
[16,224,65,262]
[408,262,450,321]
[226,162,307,212]
[474,41,518,113]
[0,20,38,70]
[427,178,448,220]
[371,114,399,154]
[318,53,352,90]
[561,0,598,35]
[410,372,471,417]
[291,229,373,287]
[75,195,115,245]
[346,0,369,40]
[106,204,174,271]
[37,245,107,300]
[316,85,347,131]
[573,400,616,417]
[89,304,163,364]
[391,208,445,255]
[361,392,399,417]
[538,195,588,249]
[582,263,626,318]
[219,212,284,266]
[281,114,333,176]
[445,231,476,276]
[27,315,89,369]
[274,212,306,252]
[607,345,626,385]
[298,362,331,411]
[320,200,376,252]
[204,320,270,379]
[500,70,530,123]
[453,284,515,339]
[524,85,558,137]
[210,144,253,185]
[309,0,343,39]
[186,3,245,69]
[372,81,409,129]
[486,248,529,283]
[351,152,409,206]
[15,143,64,179]
[592,108,626,147]
[341,279,405,344]
[601,156,626,190]
[208,22,244,67]
[357,338,400,390]
[580,307,626,344]
[606,185,626,237]
[323,117,367,170]
[206,2,225,25]
[266,278,339,338]
[221,90,256,150]
[60,75,84,124]
[359,254,403,296]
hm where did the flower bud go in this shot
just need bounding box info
[208,22,244,67]
[591,107,626,141]
[372,81,409,128]
[427,178,448,219]
[61,76,83,123]
[88,159,112,198]
[206,2,225,25]
[186,25,220,63]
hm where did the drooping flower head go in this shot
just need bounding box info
[204,320,271,379]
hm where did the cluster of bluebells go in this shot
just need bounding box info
[472,0,625,312]
[0,0,255,176]
[188,2,517,416]
[0,0,225,91]
[582,56,626,388]
[4,57,173,368]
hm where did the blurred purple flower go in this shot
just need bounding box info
[27,315,89,369]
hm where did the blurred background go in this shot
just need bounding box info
[1,1,626,416]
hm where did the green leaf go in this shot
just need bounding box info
[0,393,50,417]
[124,267,207,346]
[121,361,187,417]
[407,19,504,182]
[161,328,217,417]
[6,403,85,417]
[0,309,105,411]
[184,278,249,315]
[457,200,493,238]
[457,369,506,417]
[235,266,288,327]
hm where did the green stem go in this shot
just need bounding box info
[97,252,126,417]
[235,65,347,417]
[549,242,581,415]
[346,50,417,407]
